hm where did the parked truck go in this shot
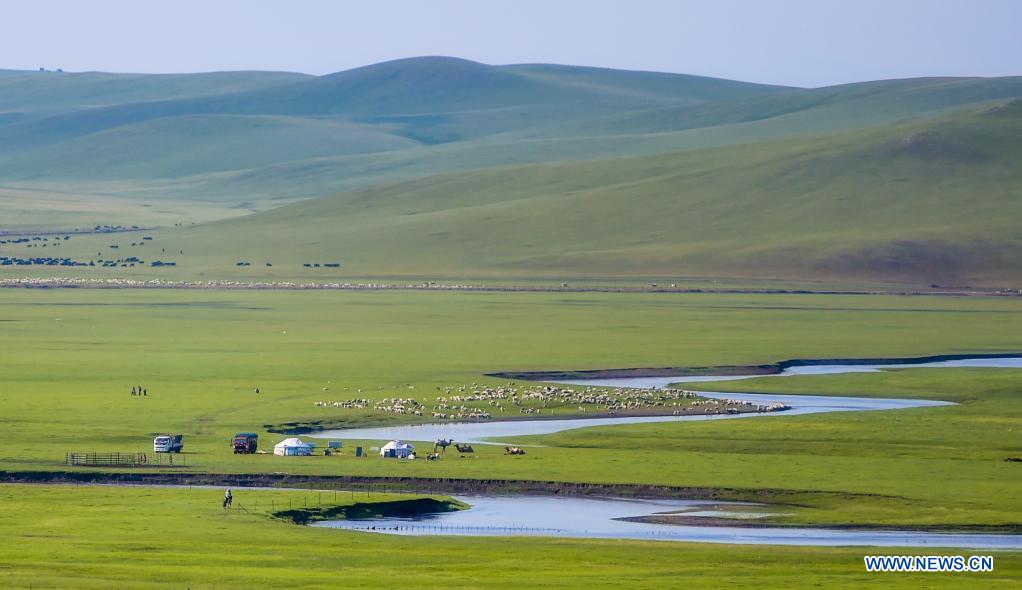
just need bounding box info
[232,432,258,454]
[153,434,184,453]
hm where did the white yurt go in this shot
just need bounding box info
[380,440,414,458]
[273,437,314,456]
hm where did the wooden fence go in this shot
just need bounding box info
[65,452,187,467]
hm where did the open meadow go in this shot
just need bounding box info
[3,63,1022,588]
[3,4,1022,587]
[0,287,1020,589]
[2,485,1017,590]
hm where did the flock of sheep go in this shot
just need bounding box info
[315,397,427,417]
[314,383,791,420]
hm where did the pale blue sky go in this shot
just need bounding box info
[2,0,1020,87]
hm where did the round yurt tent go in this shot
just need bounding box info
[380,440,414,458]
[273,437,314,456]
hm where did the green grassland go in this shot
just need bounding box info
[3,58,1022,589]
[1,289,1020,525]
[1,287,1021,588]
[3,486,1017,590]
[9,98,1021,286]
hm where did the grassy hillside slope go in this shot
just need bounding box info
[532,77,1022,138]
[3,59,1020,218]
[0,69,311,114]
[0,57,788,156]
[0,58,800,212]
[40,99,1011,286]
[175,76,1022,203]
[0,115,420,179]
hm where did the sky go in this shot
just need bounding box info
[2,0,1020,87]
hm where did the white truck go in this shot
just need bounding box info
[153,434,184,453]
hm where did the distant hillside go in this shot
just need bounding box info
[21,100,1021,287]
[0,57,802,212]
[3,57,1020,219]
[0,69,310,114]
[0,57,788,154]
[1,58,1021,286]
[526,77,1022,138]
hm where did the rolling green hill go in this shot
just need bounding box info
[0,57,798,211]
[0,57,788,155]
[0,114,419,179]
[14,99,1020,286]
[0,69,311,114]
[526,76,1022,138]
[186,99,1022,285]
[159,75,1022,203]
[3,57,1019,217]
[1,58,1020,285]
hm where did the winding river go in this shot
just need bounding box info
[310,355,1022,548]
[312,356,1022,444]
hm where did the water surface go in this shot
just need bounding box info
[313,494,1022,549]
[309,355,1022,547]
[313,357,1021,444]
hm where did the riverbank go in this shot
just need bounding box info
[0,469,818,500]
[489,352,1022,381]
[619,513,1022,534]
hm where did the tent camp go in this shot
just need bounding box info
[380,440,414,458]
[273,437,314,456]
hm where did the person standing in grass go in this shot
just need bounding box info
[224,489,232,509]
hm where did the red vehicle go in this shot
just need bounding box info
[232,433,258,454]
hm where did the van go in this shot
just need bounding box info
[154,434,184,453]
